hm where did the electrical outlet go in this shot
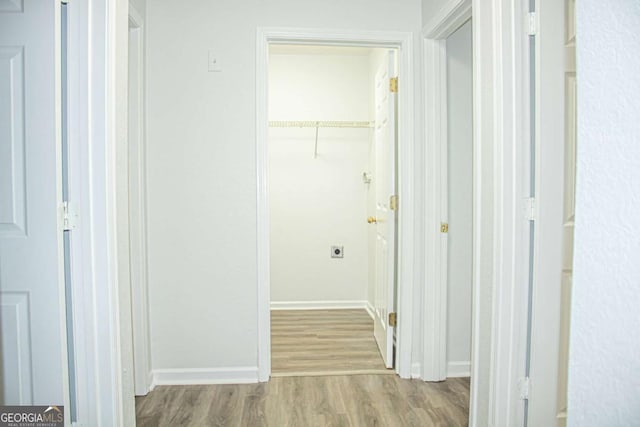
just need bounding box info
[331,246,344,258]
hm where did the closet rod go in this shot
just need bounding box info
[269,120,374,128]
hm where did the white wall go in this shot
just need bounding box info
[129,0,145,15]
[421,0,450,30]
[145,0,422,376]
[445,19,472,376]
[569,2,640,425]
[268,49,372,305]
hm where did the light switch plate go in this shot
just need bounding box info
[208,50,222,72]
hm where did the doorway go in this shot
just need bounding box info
[421,11,474,386]
[256,29,416,381]
[267,45,397,376]
[444,19,473,380]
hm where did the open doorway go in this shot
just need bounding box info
[444,19,473,379]
[256,29,416,382]
[267,45,398,376]
[421,6,473,402]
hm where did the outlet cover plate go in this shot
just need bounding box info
[331,246,344,258]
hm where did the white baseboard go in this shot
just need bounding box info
[151,367,259,386]
[147,371,155,392]
[270,300,369,310]
[411,362,422,379]
[447,361,471,378]
[365,301,375,319]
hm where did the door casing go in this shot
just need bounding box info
[256,28,416,381]
[421,0,472,382]
[526,0,567,424]
[65,0,134,424]
[128,3,152,397]
[423,0,540,425]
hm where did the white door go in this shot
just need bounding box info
[0,1,68,405]
[557,0,576,423]
[372,50,397,368]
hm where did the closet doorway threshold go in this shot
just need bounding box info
[271,309,395,377]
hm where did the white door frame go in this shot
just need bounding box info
[256,27,416,381]
[127,3,152,397]
[421,0,472,382]
[468,0,532,425]
[65,0,132,424]
[423,0,535,425]
[526,0,566,424]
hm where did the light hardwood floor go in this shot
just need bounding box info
[136,310,471,425]
[271,309,390,376]
[135,375,470,426]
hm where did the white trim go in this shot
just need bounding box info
[256,27,415,382]
[255,28,271,384]
[469,0,531,425]
[526,0,566,425]
[66,0,128,424]
[422,36,448,382]
[127,4,152,397]
[152,367,259,385]
[270,300,369,310]
[447,361,471,378]
[109,0,134,423]
[422,0,472,39]
[66,1,98,422]
[55,2,72,417]
[366,300,375,320]
[421,0,471,383]
[127,2,143,26]
[147,371,155,392]
[272,369,395,378]
[411,362,422,379]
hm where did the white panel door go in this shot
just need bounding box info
[0,1,67,405]
[372,50,397,368]
[557,0,576,424]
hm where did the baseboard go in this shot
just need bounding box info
[152,367,259,385]
[147,371,155,392]
[411,362,422,379]
[446,361,471,378]
[270,300,369,310]
[272,368,395,378]
[365,301,375,319]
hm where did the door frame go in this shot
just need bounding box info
[421,0,472,382]
[65,0,133,424]
[127,3,152,397]
[469,0,532,425]
[423,0,535,425]
[525,0,566,424]
[255,27,416,381]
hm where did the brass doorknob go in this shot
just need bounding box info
[367,216,378,224]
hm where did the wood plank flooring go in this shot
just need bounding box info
[135,375,470,427]
[271,309,390,376]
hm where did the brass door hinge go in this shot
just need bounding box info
[390,195,398,211]
[389,77,398,93]
[440,222,449,233]
[388,312,397,327]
